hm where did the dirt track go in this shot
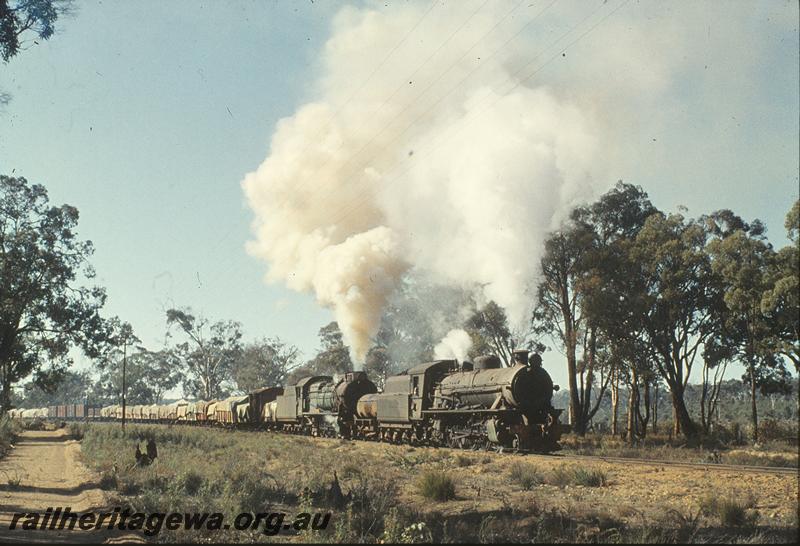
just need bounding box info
[0,428,142,543]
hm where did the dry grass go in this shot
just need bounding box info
[76,423,797,543]
[508,461,541,490]
[559,429,799,469]
[700,493,759,528]
[417,470,456,502]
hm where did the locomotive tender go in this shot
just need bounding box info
[12,350,566,453]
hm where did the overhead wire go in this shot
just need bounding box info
[306,0,560,213]
[267,0,496,216]
[324,0,632,229]
[200,1,440,288]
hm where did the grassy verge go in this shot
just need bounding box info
[78,424,797,544]
[559,431,799,468]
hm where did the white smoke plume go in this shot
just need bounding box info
[433,329,474,363]
[242,0,776,364]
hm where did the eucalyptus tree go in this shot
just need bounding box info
[0,175,108,412]
[631,211,724,438]
[533,181,657,435]
[1,1,75,106]
[232,337,300,394]
[166,307,243,400]
[0,0,74,61]
[762,200,799,372]
[705,210,785,442]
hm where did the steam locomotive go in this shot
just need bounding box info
[12,350,566,453]
[347,349,565,452]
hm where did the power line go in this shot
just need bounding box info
[312,0,559,210]
[325,0,632,229]
[329,0,440,121]
[266,0,495,217]
[215,1,442,292]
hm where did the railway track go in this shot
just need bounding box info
[525,451,799,476]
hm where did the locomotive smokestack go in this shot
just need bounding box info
[512,350,529,367]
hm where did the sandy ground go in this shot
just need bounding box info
[0,429,144,544]
[313,438,800,528]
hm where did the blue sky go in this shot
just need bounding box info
[1,0,797,389]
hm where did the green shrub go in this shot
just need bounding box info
[546,464,607,487]
[700,494,759,527]
[417,470,456,502]
[178,470,205,496]
[758,419,798,444]
[0,414,22,459]
[98,472,118,490]
[508,461,541,490]
[335,476,400,542]
[67,422,86,440]
[572,467,607,487]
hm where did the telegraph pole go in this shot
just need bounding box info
[122,338,127,430]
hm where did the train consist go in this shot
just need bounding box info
[9,350,566,452]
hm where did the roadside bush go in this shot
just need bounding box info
[223,466,286,515]
[0,414,22,459]
[177,470,205,496]
[546,464,608,488]
[758,419,798,445]
[722,450,797,468]
[333,475,400,542]
[508,461,541,490]
[67,422,86,440]
[98,471,118,490]
[572,467,608,487]
[417,470,456,502]
[700,494,759,527]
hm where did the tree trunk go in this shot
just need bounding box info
[626,384,636,443]
[610,367,619,436]
[566,326,583,435]
[1,360,10,413]
[672,404,680,436]
[700,369,709,433]
[652,382,658,434]
[639,380,651,438]
[121,343,127,430]
[749,364,759,444]
[669,384,696,438]
[578,327,597,430]
[627,368,641,443]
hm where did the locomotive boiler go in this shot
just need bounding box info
[353,350,564,452]
[270,371,377,437]
[430,350,563,451]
